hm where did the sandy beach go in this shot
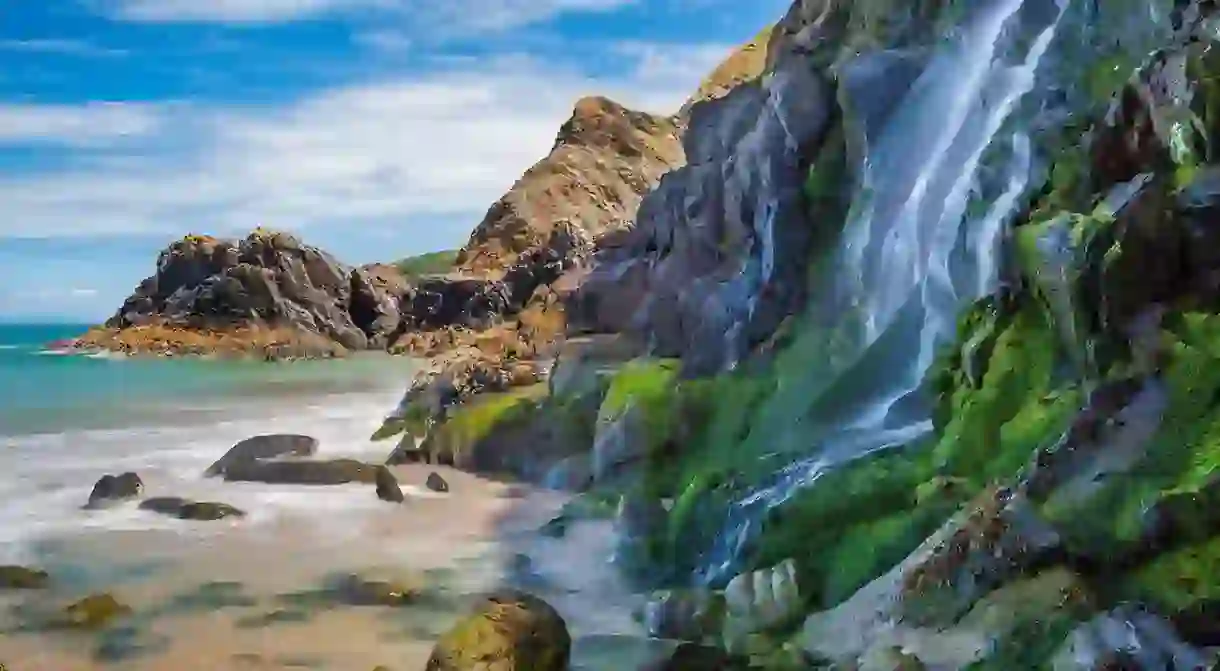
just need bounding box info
[0,464,649,670]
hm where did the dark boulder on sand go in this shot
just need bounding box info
[426,472,450,493]
[221,458,380,485]
[375,466,405,503]
[139,497,246,521]
[84,472,144,509]
[204,434,318,477]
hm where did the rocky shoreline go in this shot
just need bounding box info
[38,0,1220,668]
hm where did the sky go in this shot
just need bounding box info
[0,0,787,321]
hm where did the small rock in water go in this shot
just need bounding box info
[84,471,144,509]
[60,593,131,629]
[179,501,246,521]
[333,573,422,606]
[426,589,570,671]
[426,472,450,493]
[138,497,245,521]
[539,515,567,538]
[375,466,406,503]
[0,565,49,589]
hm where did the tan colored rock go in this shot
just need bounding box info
[455,96,684,279]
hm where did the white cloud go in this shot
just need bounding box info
[0,39,128,58]
[0,103,163,147]
[107,0,386,23]
[0,44,733,241]
[104,0,637,29]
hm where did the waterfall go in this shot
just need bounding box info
[697,0,1184,584]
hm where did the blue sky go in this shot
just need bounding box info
[0,0,785,321]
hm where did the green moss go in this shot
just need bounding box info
[1123,536,1220,614]
[598,358,681,424]
[392,249,458,278]
[425,388,543,462]
[1042,313,1220,556]
[930,299,1077,486]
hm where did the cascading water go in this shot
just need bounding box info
[696,0,1186,585]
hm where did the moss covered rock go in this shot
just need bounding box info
[425,590,570,671]
[0,565,49,589]
[221,458,381,485]
[60,593,132,629]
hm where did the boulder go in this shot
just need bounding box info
[425,472,450,493]
[60,593,131,630]
[0,565,49,589]
[375,466,405,503]
[204,434,318,477]
[83,471,144,509]
[426,590,571,671]
[139,497,246,521]
[220,459,380,485]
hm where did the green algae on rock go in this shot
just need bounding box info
[60,593,132,630]
[425,590,570,671]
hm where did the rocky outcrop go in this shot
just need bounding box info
[567,32,835,371]
[76,229,409,357]
[457,97,684,280]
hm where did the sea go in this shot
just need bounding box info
[0,323,649,670]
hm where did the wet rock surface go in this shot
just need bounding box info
[138,497,246,521]
[426,472,450,493]
[83,472,144,509]
[220,458,381,485]
[375,465,406,503]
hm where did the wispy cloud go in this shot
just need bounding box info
[0,39,129,58]
[102,0,637,30]
[0,44,731,240]
[0,102,163,147]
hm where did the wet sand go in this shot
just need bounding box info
[0,465,651,671]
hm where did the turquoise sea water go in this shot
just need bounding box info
[0,322,423,563]
[0,323,417,436]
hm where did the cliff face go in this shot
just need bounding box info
[81,230,407,357]
[566,19,832,372]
